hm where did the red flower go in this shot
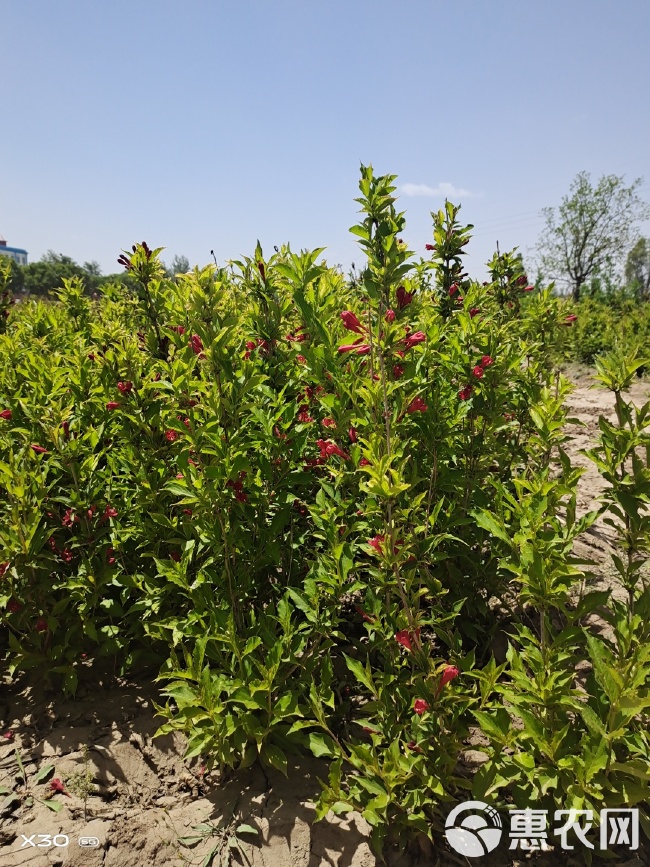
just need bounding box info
[469,307,480,318]
[472,366,484,379]
[0,562,8,578]
[369,534,385,554]
[338,341,370,355]
[516,275,528,287]
[407,740,423,753]
[437,664,460,694]
[87,353,96,360]
[348,426,358,443]
[101,505,118,522]
[385,309,396,323]
[62,509,78,528]
[257,262,265,281]
[182,508,193,516]
[296,354,307,364]
[30,444,48,454]
[0,409,12,420]
[170,550,180,562]
[563,314,578,325]
[359,457,371,467]
[406,396,428,414]
[106,402,120,410]
[425,244,435,251]
[395,628,420,651]
[35,617,48,632]
[62,420,70,438]
[106,547,116,565]
[480,355,494,368]
[396,286,413,309]
[322,417,337,429]
[49,778,68,795]
[403,331,426,350]
[458,386,473,401]
[60,548,73,563]
[392,364,404,379]
[117,380,132,394]
[165,429,179,442]
[340,310,365,334]
[449,283,459,297]
[523,285,535,292]
[245,340,256,351]
[297,409,314,423]
[413,698,430,716]
[7,599,21,613]
[171,325,186,334]
[87,505,97,519]
[316,439,350,461]
[190,334,206,357]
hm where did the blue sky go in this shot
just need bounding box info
[2,0,649,280]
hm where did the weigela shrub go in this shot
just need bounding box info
[2,167,648,855]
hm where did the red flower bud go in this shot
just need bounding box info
[117,380,133,394]
[30,444,48,454]
[396,286,413,309]
[106,402,120,410]
[480,355,494,367]
[340,310,365,334]
[472,366,484,379]
[384,309,396,323]
[469,307,480,318]
[0,409,12,420]
[35,617,48,632]
[413,698,430,716]
[425,244,435,251]
[348,426,358,443]
[437,664,460,694]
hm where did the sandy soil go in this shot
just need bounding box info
[1,367,649,867]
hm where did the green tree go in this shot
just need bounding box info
[536,172,650,301]
[21,252,102,296]
[625,237,650,302]
[166,254,190,277]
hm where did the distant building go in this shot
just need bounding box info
[0,236,28,266]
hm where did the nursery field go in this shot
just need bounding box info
[1,168,650,865]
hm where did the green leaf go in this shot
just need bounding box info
[260,744,288,777]
[343,654,376,696]
[41,798,64,812]
[307,733,338,759]
[235,823,259,836]
[33,764,55,784]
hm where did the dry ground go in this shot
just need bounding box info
[1,366,649,867]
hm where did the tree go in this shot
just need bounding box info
[625,237,650,302]
[21,252,103,296]
[166,254,190,277]
[535,172,650,301]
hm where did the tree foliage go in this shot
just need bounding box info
[536,171,650,301]
[625,237,650,302]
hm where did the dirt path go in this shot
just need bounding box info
[1,367,649,867]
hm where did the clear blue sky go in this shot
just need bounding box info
[2,0,649,280]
